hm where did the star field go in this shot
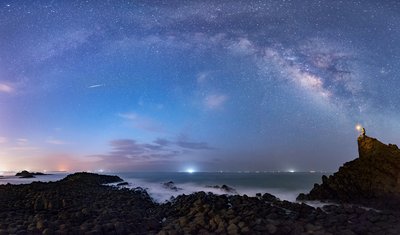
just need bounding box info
[0,0,400,172]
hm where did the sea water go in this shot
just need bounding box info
[116,172,326,203]
[0,172,326,203]
[0,173,68,185]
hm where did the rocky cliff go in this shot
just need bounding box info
[298,135,400,210]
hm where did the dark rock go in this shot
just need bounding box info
[15,170,35,178]
[227,223,239,234]
[162,181,182,191]
[42,228,54,235]
[36,220,48,230]
[265,224,277,234]
[114,221,127,234]
[339,229,356,235]
[60,172,123,185]
[116,182,129,186]
[220,185,237,193]
[262,193,279,202]
[34,197,46,211]
[297,135,400,210]
[16,230,27,235]
[205,184,237,193]
[296,193,307,200]
[241,226,250,233]
[15,170,48,178]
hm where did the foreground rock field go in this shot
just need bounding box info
[1,172,400,235]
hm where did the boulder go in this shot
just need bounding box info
[205,185,237,194]
[162,181,182,191]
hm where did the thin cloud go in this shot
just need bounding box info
[6,146,41,151]
[143,144,164,151]
[176,140,215,150]
[109,139,147,157]
[154,138,171,146]
[90,136,216,171]
[197,72,210,84]
[16,138,28,146]
[46,137,68,145]
[118,112,164,132]
[0,83,13,93]
[118,112,138,120]
[204,94,229,110]
[90,138,181,170]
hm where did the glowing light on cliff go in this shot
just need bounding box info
[356,124,362,132]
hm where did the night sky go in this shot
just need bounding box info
[1,0,400,172]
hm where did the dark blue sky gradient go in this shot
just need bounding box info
[0,0,399,172]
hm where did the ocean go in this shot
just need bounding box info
[0,172,326,204]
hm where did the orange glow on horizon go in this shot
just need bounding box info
[57,164,69,172]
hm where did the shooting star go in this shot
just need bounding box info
[88,84,105,89]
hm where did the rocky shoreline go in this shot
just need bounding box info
[0,172,399,235]
[298,135,400,211]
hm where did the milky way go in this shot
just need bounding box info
[0,0,399,172]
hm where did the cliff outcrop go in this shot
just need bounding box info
[298,135,400,210]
